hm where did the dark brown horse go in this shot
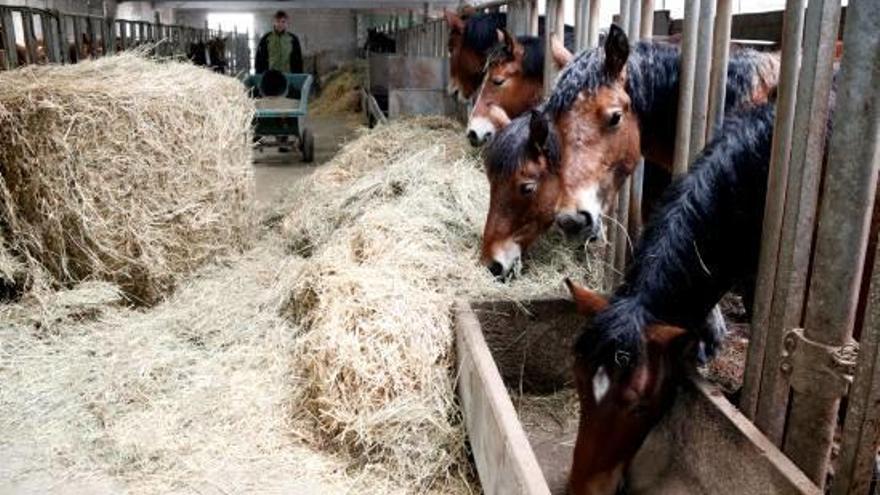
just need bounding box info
[466,29,572,146]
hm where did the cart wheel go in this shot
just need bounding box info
[301,129,315,163]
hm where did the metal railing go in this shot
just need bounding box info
[0,5,250,75]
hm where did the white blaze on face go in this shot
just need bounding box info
[491,238,522,275]
[468,116,497,143]
[593,366,611,403]
[576,184,604,231]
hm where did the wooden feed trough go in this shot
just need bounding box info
[454,298,822,495]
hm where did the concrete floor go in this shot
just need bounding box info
[253,114,362,206]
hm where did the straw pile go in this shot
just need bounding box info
[281,117,600,489]
[311,63,364,116]
[0,53,255,304]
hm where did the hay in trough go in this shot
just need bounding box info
[311,63,365,116]
[281,117,600,489]
[0,53,255,304]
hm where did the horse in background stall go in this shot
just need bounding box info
[479,24,780,279]
[188,37,228,74]
[466,29,572,146]
[363,28,396,54]
[445,9,507,102]
[564,101,779,495]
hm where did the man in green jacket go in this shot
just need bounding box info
[255,11,303,75]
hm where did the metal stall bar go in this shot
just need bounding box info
[688,0,714,160]
[574,0,586,51]
[639,0,654,39]
[706,0,733,140]
[72,16,84,59]
[587,0,601,47]
[528,0,538,36]
[781,0,858,484]
[1,8,19,69]
[21,10,38,64]
[627,0,652,245]
[543,0,564,96]
[833,30,880,486]
[671,0,700,176]
[41,11,60,63]
[831,9,880,491]
[57,11,70,63]
[753,0,839,448]
[740,0,807,422]
[612,0,633,284]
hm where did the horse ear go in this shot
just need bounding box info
[604,23,629,78]
[497,29,516,53]
[645,324,687,348]
[445,10,465,32]
[550,35,573,69]
[528,110,549,150]
[565,278,609,316]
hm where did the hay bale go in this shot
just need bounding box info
[0,53,255,304]
[281,118,600,488]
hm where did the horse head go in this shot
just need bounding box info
[480,110,561,278]
[467,30,572,147]
[565,279,688,495]
[550,24,642,241]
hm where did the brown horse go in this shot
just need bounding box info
[466,29,572,147]
[445,9,506,102]
[547,24,778,239]
[566,279,689,495]
[480,25,779,277]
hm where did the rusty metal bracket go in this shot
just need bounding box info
[780,328,858,399]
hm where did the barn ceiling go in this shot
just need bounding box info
[142,1,462,11]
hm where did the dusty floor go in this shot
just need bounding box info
[252,114,363,206]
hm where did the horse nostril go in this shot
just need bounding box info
[577,211,594,231]
[467,130,482,147]
[488,261,504,277]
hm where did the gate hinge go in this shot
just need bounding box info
[780,327,858,398]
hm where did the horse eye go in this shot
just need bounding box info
[492,78,505,86]
[608,111,622,128]
[520,182,537,196]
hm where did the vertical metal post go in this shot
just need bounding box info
[21,11,38,64]
[588,0,601,47]
[706,0,733,140]
[154,11,161,53]
[640,0,654,39]
[575,0,586,51]
[58,13,71,63]
[528,0,539,36]
[670,0,700,176]
[627,0,641,39]
[752,0,839,449]
[688,0,714,160]
[1,8,19,69]
[41,12,59,63]
[543,0,564,96]
[834,18,880,484]
[781,0,856,484]
[619,0,631,34]
[627,0,646,244]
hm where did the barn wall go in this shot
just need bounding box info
[1,0,103,15]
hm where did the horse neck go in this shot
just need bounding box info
[620,103,776,329]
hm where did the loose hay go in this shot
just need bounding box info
[281,117,601,489]
[311,63,365,116]
[0,53,255,304]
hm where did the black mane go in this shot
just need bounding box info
[463,12,507,53]
[575,103,777,369]
[483,112,561,179]
[486,35,545,80]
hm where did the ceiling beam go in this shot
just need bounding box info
[142,1,458,10]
